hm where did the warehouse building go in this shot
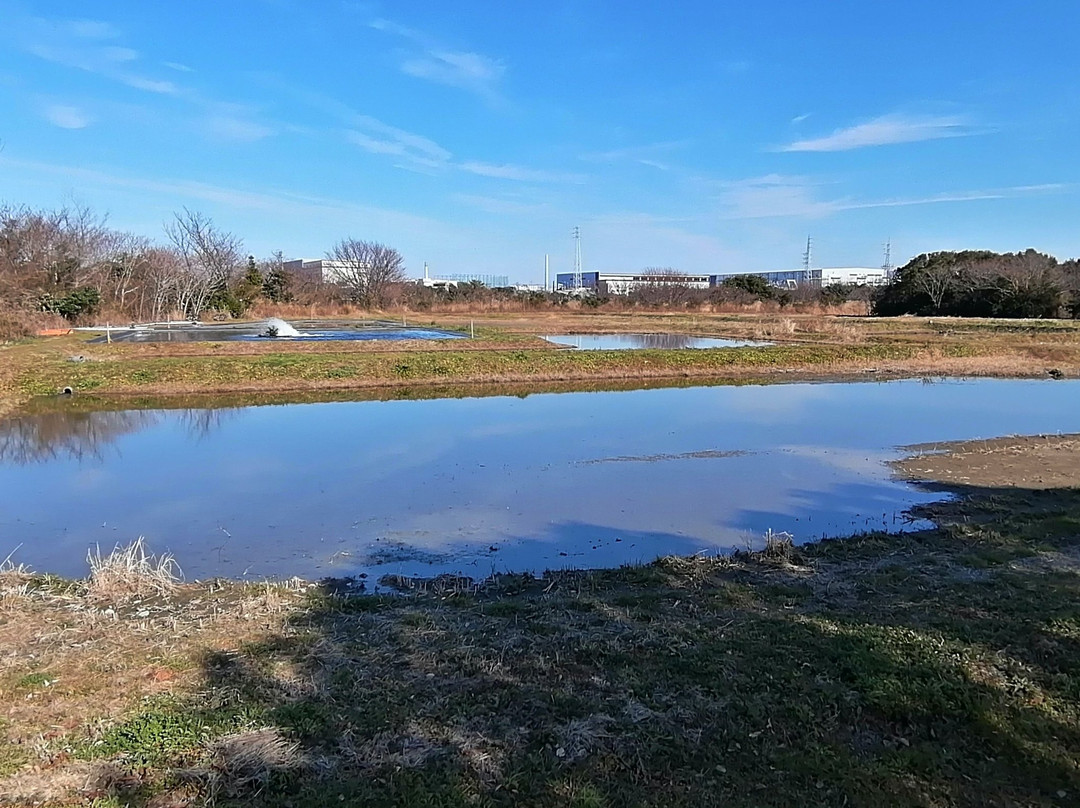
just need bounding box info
[711,267,891,288]
[557,267,890,294]
[556,271,712,294]
[281,259,353,285]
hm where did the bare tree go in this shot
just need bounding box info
[326,238,406,308]
[142,247,186,321]
[60,202,113,288]
[164,209,242,317]
[913,262,956,311]
[627,267,698,307]
[101,232,152,313]
[0,203,111,298]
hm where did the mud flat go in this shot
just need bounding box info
[894,432,1080,489]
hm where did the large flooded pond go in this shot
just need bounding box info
[1,379,1077,584]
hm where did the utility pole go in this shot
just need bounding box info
[544,254,549,290]
[572,226,583,290]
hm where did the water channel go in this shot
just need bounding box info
[0,378,1076,583]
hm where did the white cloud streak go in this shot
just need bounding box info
[717,174,1067,220]
[0,154,456,233]
[459,161,586,184]
[11,12,181,95]
[369,18,504,100]
[6,12,287,144]
[284,86,580,183]
[42,103,92,129]
[780,114,977,152]
[346,115,451,165]
[581,140,690,171]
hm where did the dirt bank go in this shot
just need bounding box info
[894,433,1080,489]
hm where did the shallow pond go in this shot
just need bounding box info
[544,333,768,350]
[1,379,1077,583]
[89,321,464,344]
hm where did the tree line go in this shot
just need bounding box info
[6,201,1077,337]
[0,202,407,335]
[873,250,1080,318]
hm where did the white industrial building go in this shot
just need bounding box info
[711,267,891,289]
[556,271,712,294]
[556,267,890,293]
[281,259,354,285]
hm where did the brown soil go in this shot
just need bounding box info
[893,433,1080,489]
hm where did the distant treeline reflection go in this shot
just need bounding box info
[0,408,232,464]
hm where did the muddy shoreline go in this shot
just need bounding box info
[894,432,1080,489]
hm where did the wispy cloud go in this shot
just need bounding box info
[460,161,586,184]
[244,80,579,182]
[717,174,1067,220]
[841,184,1068,212]
[346,115,451,167]
[581,140,690,171]
[6,12,289,144]
[369,18,504,100]
[717,175,837,219]
[10,12,181,95]
[453,194,551,215]
[203,116,274,142]
[780,113,978,152]
[41,103,92,129]
[587,211,741,270]
[790,113,811,125]
[0,154,457,233]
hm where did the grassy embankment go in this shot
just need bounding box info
[1,435,1080,807]
[2,313,1079,419]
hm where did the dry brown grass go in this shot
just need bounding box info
[0,309,68,342]
[86,537,182,602]
[0,562,307,806]
[196,727,303,799]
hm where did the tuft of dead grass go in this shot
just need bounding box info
[198,727,302,798]
[86,537,182,602]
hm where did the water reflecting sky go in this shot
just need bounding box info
[92,326,463,344]
[544,333,768,350]
[1,379,1077,582]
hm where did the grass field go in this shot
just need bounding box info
[2,314,1079,806]
[2,312,1078,419]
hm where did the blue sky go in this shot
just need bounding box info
[1,0,1078,282]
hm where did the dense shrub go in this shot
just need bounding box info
[874,250,1075,318]
[40,286,102,320]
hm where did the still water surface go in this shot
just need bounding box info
[91,325,464,344]
[0,379,1076,583]
[544,333,767,350]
